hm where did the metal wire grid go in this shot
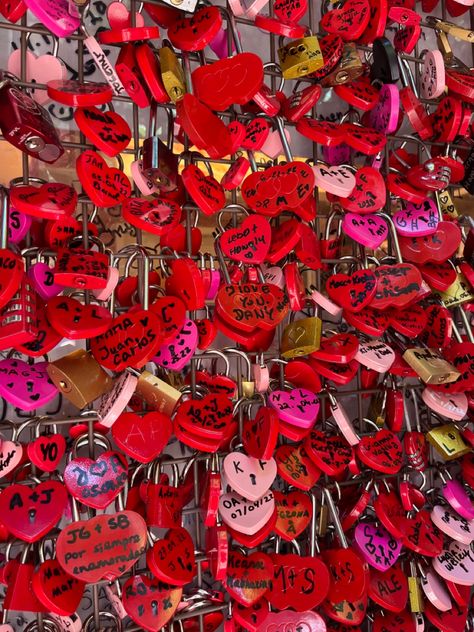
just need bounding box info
[0,0,472,630]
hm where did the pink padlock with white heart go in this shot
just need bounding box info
[219,490,275,535]
[8,207,32,244]
[368,84,400,134]
[354,522,402,571]
[355,340,395,372]
[431,505,474,544]
[421,388,467,421]
[153,319,198,371]
[28,262,63,301]
[312,164,356,197]
[421,569,452,612]
[393,200,439,237]
[268,388,320,428]
[342,212,388,249]
[433,540,474,586]
[223,452,276,502]
[443,480,474,520]
[421,50,445,99]
[0,359,58,411]
[23,0,80,37]
[0,436,23,478]
[8,50,67,105]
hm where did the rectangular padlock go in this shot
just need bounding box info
[135,370,181,416]
[278,36,324,80]
[321,42,363,87]
[427,423,471,460]
[402,347,460,385]
[281,316,322,358]
[142,104,179,191]
[159,45,186,103]
[431,272,474,308]
[0,276,37,350]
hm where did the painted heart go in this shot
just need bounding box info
[403,509,443,557]
[0,438,23,478]
[46,296,112,339]
[320,0,370,40]
[399,221,462,264]
[216,282,289,331]
[182,164,226,216]
[268,553,330,611]
[419,304,452,348]
[76,150,131,208]
[393,199,439,237]
[313,164,356,197]
[122,574,182,632]
[388,303,427,337]
[149,296,186,345]
[433,540,474,585]
[242,162,315,217]
[425,601,468,632]
[420,260,457,291]
[224,550,273,606]
[0,480,67,542]
[90,309,162,371]
[146,527,196,585]
[112,412,172,463]
[32,558,85,616]
[275,442,321,490]
[356,429,403,474]
[219,490,275,535]
[74,107,131,157]
[223,452,276,502]
[340,167,386,214]
[326,269,377,313]
[168,6,222,51]
[64,451,128,510]
[371,263,422,310]
[56,511,147,583]
[0,359,58,411]
[267,219,303,264]
[304,431,353,476]
[193,52,264,111]
[268,388,320,428]
[175,394,233,440]
[10,183,77,220]
[27,434,66,473]
[220,215,271,264]
[123,197,181,236]
[373,610,416,632]
[369,564,408,613]
[242,406,279,460]
[153,319,198,371]
[342,213,388,249]
[354,522,402,571]
[273,490,312,541]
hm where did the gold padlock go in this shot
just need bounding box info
[367,388,387,427]
[427,422,470,460]
[278,36,324,80]
[321,42,363,87]
[159,44,186,103]
[408,561,424,613]
[47,349,112,409]
[402,347,461,385]
[431,272,474,307]
[436,189,459,220]
[135,370,181,416]
[281,316,322,359]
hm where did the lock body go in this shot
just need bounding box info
[281,317,322,358]
[142,135,179,191]
[427,423,471,460]
[278,36,324,79]
[135,370,181,416]
[402,348,461,384]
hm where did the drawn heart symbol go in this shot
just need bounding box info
[403,509,443,557]
[388,303,427,337]
[74,107,131,157]
[168,6,222,51]
[0,358,58,411]
[320,0,370,40]
[0,480,67,542]
[112,412,172,464]
[373,609,416,632]
[192,52,263,111]
[220,215,271,264]
[242,406,279,460]
[267,219,303,263]
[354,523,402,571]
[46,296,112,339]
[369,564,408,613]
[304,431,352,476]
[425,601,468,632]
[106,0,145,29]
[153,319,198,371]
[342,212,388,249]
[433,540,474,585]
[90,309,162,372]
[356,429,403,474]
[223,452,276,502]
[10,183,77,220]
[393,199,439,237]
[0,438,23,478]
[146,527,196,586]
[268,388,320,428]
[420,260,457,291]
[149,296,186,345]
[175,394,233,440]
[242,162,315,217]
[27,434,66,473]
[182,164,226,216]
[123,197,181,236]
[268,553,330,611]
[76,150,131,208]
[371,263,422,310]
[0,249,23,309]
[32,558,85,616]
[216,282,289,332]
[340,167,386,214]
[64,451,128,510]
[122,574,182,632]
[326,269,377,313]
[224,550,273,606]
[219,490,275,535]
[399,221,462,264]
[313,164,356,197]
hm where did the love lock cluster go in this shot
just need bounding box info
[0,0,472,630]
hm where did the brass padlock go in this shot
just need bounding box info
[427,422,470,460]
[402,347,461,385]
[281,316,322,359]
[47,349,112,409]
[135,370,181,416]
[159,43,186,103]
[278,36,324,80]
[431,272,474,308]
[408,561,424,613]
[321,43,363,87]
[436,189,458,220]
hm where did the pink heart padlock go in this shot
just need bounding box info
[393,200,439,237]
[368,84,400,134]
[421,388,468,421]
[268,388,320,429]
[28,262,63,301]
[8,207,32,244]
[433,541,474,586]
[153,319,198,371]
[260,128,292,160]
[106,0,145,28]
[205,270,221,300]
[95,372,138,428]
[421,569,452,612]
[130,160,160,196]
[263,266,285,288]
[260,611,326,631]
[223,452,277,502]
[0,436,23,478]
[8,50,67,105]
[312,164,356,197]
[354,522,402,571]
[342,212,388,249]
[355,340,395,372]
[421,51,445,99]
[443,480,474,520]
[0,359,58,411]
[23,0,80,37]
[431,505,474,544]
[0,626,14,632]
[219,490,275,535]
[92,266,120,302]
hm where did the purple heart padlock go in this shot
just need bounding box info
[354,522,402,571]
[322,143,351,166]
[393,199,439,237]
[153,319,198,371]
[0,359,58,411]
[8,207,32,244]
[342,213,388,249]
[433,540,474,586]
[368,84,400,134]
[268,388,320,429]
[443,480,474,520]
[28,262,63,301]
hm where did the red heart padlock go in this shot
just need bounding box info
[241,118,270,151]
[149,295,186,345]
[420,261,457,291]
[370,263,422,310]
[275,443,321,491]
[122,574,182,632]
[76,150,131,207]
[27,433,66,473]
[323,547,369,603]
[268,553,330,611]
[123,197,182,236]
[74,107,131,157]
[176,94,232,159]
[242,406,279,460]
[419,304,452,348]
[147,527,196,585]
[273,490,312,541]
[310,333,359,364]
[0,249,24,309]
[175,394,233,440]
[320,0,370,41]
[267,219,303,264]
[220,215,271,264]
[10,183,77,220]
[403,509,443,556]
[216,282,289,332]
[46,296,112,339]
[326,269,377,313]
[344,307,390,336]
[373,609,416,632]
[339,167,386,214]
[399,221,462,264]
[168,6,222,51]
[425,601,468,632]
[304,430,353,476]
[182,164,226,216]
[356,429,403,474]
[368,564,408,613]
[32,558,85,616]
[224,550,273,606]
[112,412,172,463]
